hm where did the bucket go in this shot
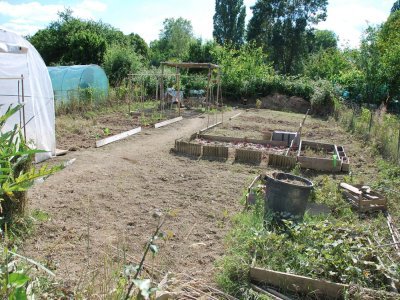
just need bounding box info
[264,172,313,221]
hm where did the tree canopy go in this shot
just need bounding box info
[391,0,400,13]
[29,9,147,66]
[247,0,328,74]
[213,0,246,46]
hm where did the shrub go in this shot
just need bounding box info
[310,80,335,115]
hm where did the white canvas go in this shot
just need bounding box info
[0,29,55,162]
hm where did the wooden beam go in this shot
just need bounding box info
[339,183,362,195]
[229,112,242,120]
[161,62,219,69]
[95,127,142,148]
[250,267,347,299]
[154,116,183,128]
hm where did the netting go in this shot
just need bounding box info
[48,64,109,103]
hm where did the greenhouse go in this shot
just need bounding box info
[48,64,109,104]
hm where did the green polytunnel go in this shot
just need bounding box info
[47,64,109,103]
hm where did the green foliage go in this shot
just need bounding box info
[29,8,147,66]
[103,45,143,86]
[0,106,62,221]
[310,79,335,115]
[247,0,328,74]
[150,17,195,64]
[391,0,400,13]
[309,29,338,52]
[217,181,399,299]
[304,48,352,81]
[213,0,246,46]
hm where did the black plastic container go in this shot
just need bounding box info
[264,172,314,220]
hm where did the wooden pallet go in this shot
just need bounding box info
[340,183,387,213]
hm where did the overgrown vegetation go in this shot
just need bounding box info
[217,177,399,298]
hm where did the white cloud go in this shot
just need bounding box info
[317,0,392,48]
[0,0,107,36]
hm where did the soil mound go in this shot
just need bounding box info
[260,93,311,114]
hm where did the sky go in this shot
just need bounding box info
[0,0,395,48]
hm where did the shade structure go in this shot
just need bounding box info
[48,64,109,104]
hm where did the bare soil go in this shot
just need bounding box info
[22,110,261,292]
[21,108,379,294]
[55,106,193,151]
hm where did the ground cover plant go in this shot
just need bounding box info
[217,177,400,298]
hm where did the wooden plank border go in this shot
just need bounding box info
[202,145,229,159]
[154,116,183,128]
[96,127,142,148]
[199,134,287,147]
[174,140,202,157]
[250,267,347,299]
[199,121,222,133]
[268,154,296,169]
[235,149,262,164]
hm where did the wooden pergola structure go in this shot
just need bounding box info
[160,62,223,126]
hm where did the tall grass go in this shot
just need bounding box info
[335,100,400,163]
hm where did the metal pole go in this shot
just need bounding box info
[21,74,27,139]
[368,110,373,134]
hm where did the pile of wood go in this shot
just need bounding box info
[339,183,387,213]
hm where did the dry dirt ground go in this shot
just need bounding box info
[22,109,261,294]
[22,109,379,295]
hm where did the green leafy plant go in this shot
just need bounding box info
[0,105,62,222]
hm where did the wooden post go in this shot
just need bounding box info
[160,64,165,117]
[176,68,181,117]
[397,127,400,162]
[368,110,373,134]
[205,67,212,128]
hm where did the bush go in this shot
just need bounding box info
[103,45,143,86]
[310,80,335,115]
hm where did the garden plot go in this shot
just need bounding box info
[56,103,197,150]
[175,109,351,171]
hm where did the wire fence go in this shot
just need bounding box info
[335,102,400,164]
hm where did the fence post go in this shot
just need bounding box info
[368,110,373,134]
[397,127,400,163]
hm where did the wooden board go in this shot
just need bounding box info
[95,127,142,148]
[229,112,242,120]
[202,145,228,159]
[55,148,68,156]
[235,149,262,164]
[154,116,183,128]
[250,267,347,299]
[268,154,296,169]
[297,156,342,172]
[199,134,287,147]
[175,140,202,156]
[199,122,222,133]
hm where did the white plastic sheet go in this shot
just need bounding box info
[0,29,55,162]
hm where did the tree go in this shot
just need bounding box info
[213,0,246,46]
[247,0,328,74]
[391,1,400,13]
[378,11,400,102]
[29,9,148,66]
[157,17,194,60]
[310,29,338,52]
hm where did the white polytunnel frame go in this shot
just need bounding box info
[0,29,56,162]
